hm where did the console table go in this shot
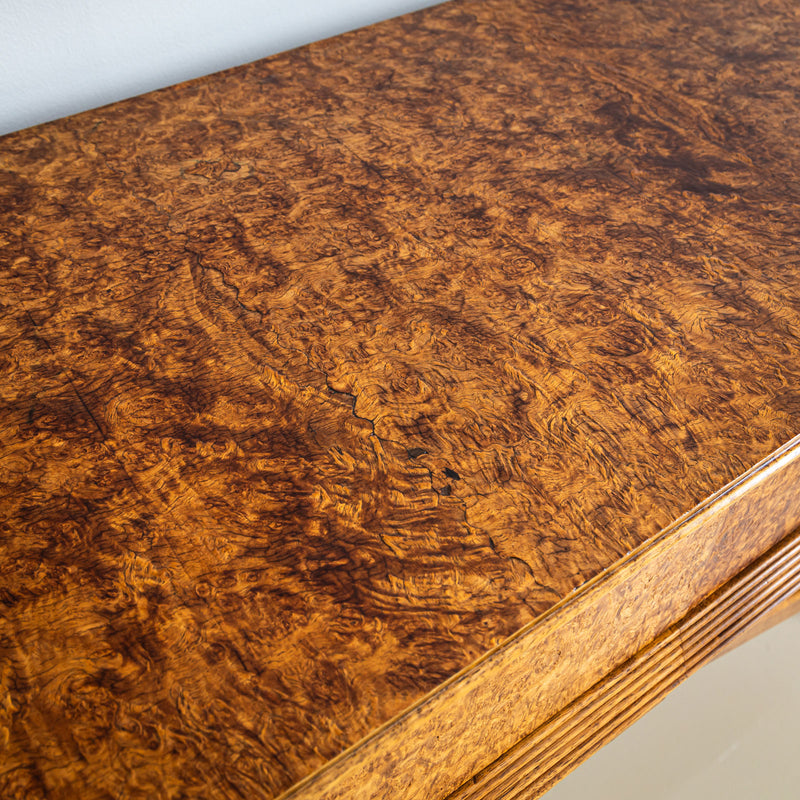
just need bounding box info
[2,0,800,797]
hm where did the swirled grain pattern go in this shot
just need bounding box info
[2,0,800,797]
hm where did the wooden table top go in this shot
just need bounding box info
[2,0,800,798]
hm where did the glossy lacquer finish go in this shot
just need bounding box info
[2,0,800,798]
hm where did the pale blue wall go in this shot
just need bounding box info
[0,0,441,135]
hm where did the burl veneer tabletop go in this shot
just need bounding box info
[2,0,800,798]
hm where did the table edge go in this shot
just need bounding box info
[277,433,800,800]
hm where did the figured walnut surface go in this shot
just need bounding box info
[285,439,800,800]
[447,523,800,800]
[1,0,800,797]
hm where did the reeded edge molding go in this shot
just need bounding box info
[447,522,800,799]
[716,587,800,657]
[277,434,800,800]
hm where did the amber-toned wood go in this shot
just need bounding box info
[445,523,800,800]
[280,439,800,800]
[2,0,800,798]
[717,589,800,656]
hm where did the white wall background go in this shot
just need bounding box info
[0,0,440,136]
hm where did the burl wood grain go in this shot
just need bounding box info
[2,0,800,797]
[284,437,800,800]
[446,523,800,800]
